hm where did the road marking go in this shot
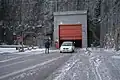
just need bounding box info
[0,54,33,63]
[0,55,65,79]
[0,59,34,68]
[0,51,44,63]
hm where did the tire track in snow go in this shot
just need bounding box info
[53,59,79,80]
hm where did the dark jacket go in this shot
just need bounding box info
[45,41,50,48]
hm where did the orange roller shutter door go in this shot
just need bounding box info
[59,24,82,40]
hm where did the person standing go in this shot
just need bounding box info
[45,39,50,54]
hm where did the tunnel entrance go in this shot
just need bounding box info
[59,24,82,48]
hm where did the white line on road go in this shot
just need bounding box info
[0,55,65,79]
[0,54,33,63]
[0,59,34,68]
[0,51,44,63]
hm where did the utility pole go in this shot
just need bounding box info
[19,0,24,52]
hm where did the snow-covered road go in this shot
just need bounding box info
[0,48,72,80]
[47,48,120,80]
[1,48,120,80]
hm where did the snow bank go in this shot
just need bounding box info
[104,48,115,51]
[0,48,59,55]
[15,49,59,55]
[0,48,17,54]
[112,56,120,59]
[113,50,120,54]
[13,49,45,54]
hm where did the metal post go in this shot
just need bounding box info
[21,31,24,52]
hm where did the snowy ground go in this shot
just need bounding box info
[1,47,120,80]
[0,47,70,80]
[46,48,120,80]
[0,48,59,54]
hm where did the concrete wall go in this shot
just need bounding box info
[54,11,88,48]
